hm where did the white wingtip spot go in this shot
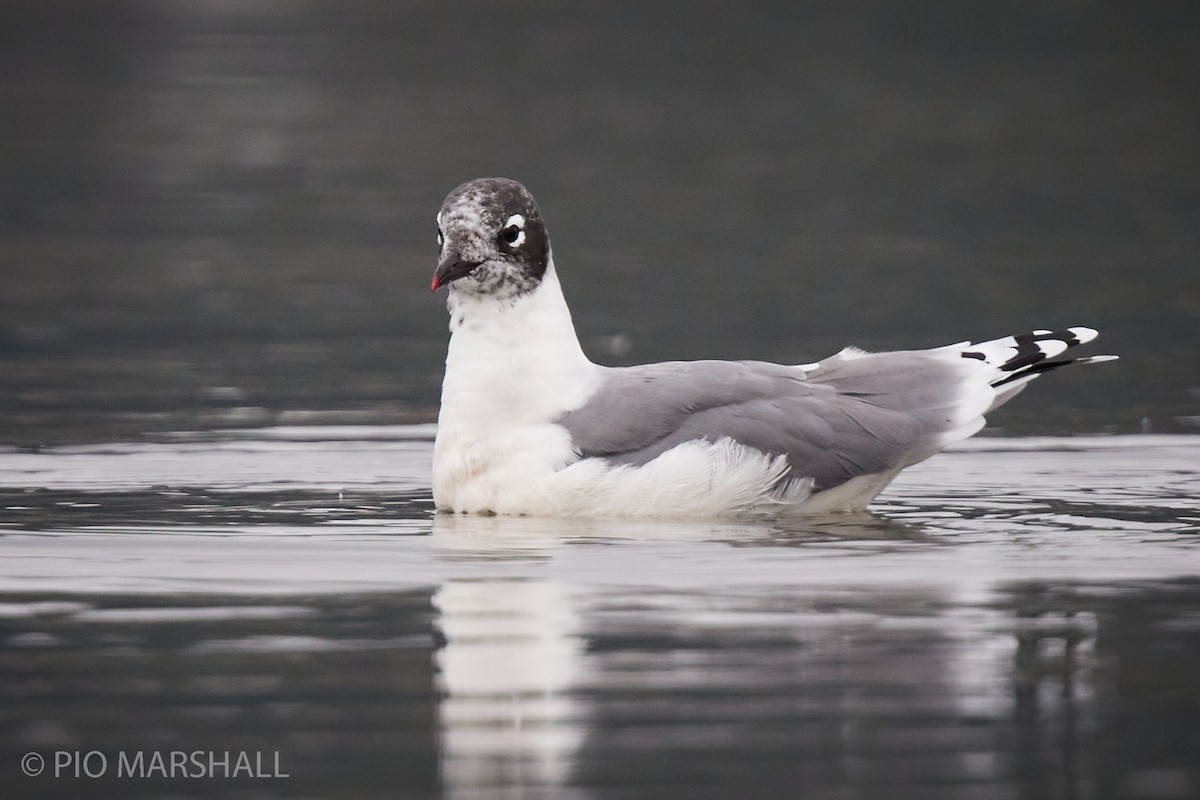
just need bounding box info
[1040,339,1069,358]
[1068,326,1099,344]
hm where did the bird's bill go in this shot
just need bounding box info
[431,252,480,291]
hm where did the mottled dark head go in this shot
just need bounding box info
[431,178,551,299]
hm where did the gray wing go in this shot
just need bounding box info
[556,354,970,491]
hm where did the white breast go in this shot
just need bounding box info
[433,263,601,513]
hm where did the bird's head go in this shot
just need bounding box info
[431,178,551,299]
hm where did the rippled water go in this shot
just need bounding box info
[4,1,1197,796]
[1,430,1198,799]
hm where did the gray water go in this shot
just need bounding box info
[2,430,1198,799]
[3,2,1199,797]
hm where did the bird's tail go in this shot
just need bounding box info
[958,327,1117,410]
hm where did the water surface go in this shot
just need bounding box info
[2,431,1198,799]
[4,3,1197,795]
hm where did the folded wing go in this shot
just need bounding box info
[556,354,978,491]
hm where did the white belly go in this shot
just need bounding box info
[432,421,577,515]
[430,433,894,518]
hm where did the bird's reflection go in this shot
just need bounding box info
[433,577,588,796]
[430,509,767,543]
[423,514,1171,798]
[428,505,933,552]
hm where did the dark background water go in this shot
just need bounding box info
[2,0,1198,444]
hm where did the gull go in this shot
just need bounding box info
[429,178,1116,517]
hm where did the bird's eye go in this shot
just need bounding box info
[500,213,526,248]
[436,230,444,247]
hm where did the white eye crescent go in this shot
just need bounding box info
[501,213,526,247]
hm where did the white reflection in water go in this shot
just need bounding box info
[424,534,1088,796]
[434,578,588,795]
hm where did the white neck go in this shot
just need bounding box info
[438,259,598,431]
